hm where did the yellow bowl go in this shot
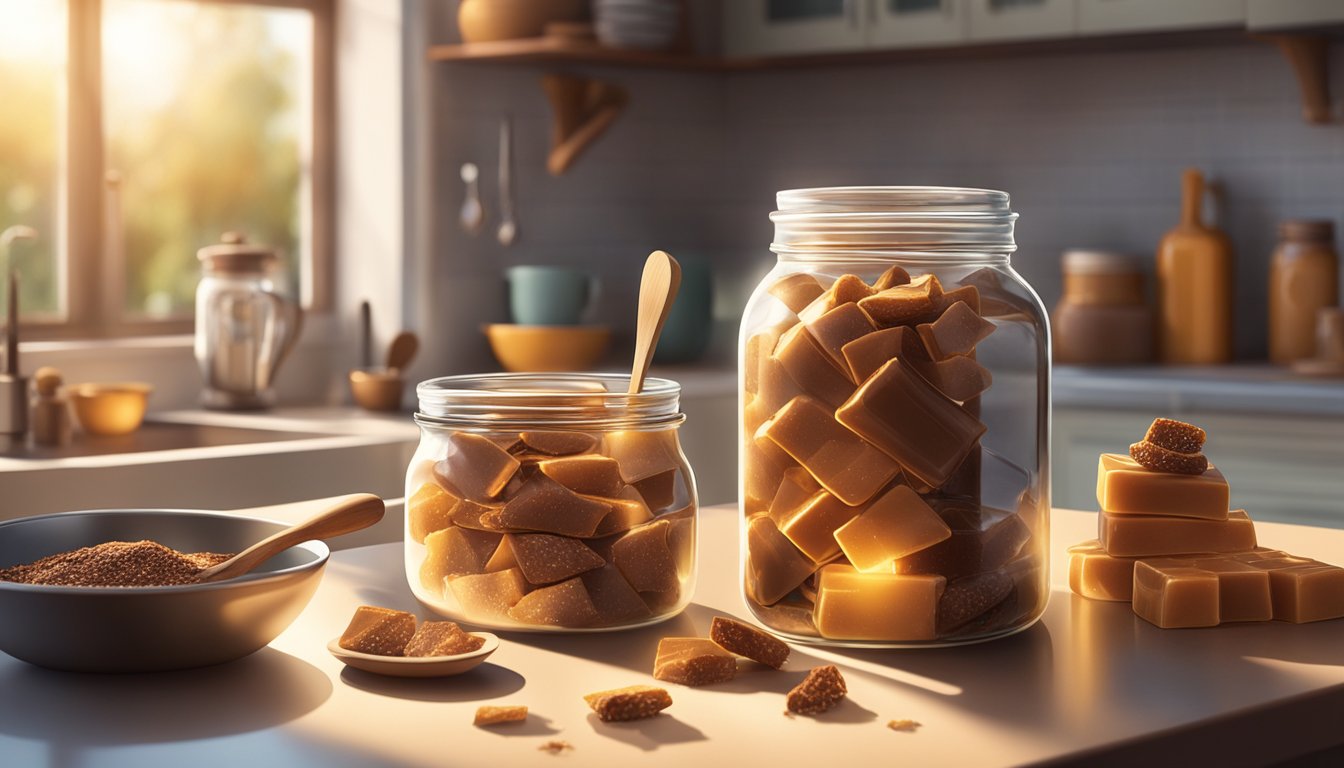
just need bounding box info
[484,324,611,372]
[68,382,153,436]
[349,368,405,412]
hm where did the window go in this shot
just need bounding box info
[0,0,332,338]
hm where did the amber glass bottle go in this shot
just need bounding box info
[1156,169,1233,365]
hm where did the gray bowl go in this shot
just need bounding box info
[0,509,328,672]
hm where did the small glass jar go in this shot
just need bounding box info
[1269,220,1338,365]
[1052,249,1154,365]
[406,373,697,632]
[739,187,1050,648]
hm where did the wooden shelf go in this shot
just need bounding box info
[426,38,728,71]
[427,27,1270,73]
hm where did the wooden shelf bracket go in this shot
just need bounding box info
[541,73,629,175]
[1263,34,1333,125]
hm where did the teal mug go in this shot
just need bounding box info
[506,266,598,326]
[655,256,713,364]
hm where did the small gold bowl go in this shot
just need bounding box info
[68,382,153,436]
[484,324,611,372]
[349,368,405,412]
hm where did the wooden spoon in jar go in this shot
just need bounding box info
[628,250,682,395]
[196,494,386,583]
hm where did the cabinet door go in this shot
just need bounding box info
[1054,407,1344,529]
[869,0,968,48]
[966,0,1076,42]
[1248,0,1344,30]
[723,0,867,57]
[1078,0,1245,35]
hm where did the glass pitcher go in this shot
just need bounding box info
[194,232,304,410]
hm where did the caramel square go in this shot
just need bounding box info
[832,484,951,572]
[836,359,985,488]
[1099,509,1255,558]
[814,564,945,641]
[759,396,900,507]
[1132,559,1220,629]
[1095,453,1229,519]
[1067,539,1137,602]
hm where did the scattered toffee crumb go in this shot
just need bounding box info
[887,719,922,732]
[786,665,848,715]
[537,740,574,755]
[0,540,233,587]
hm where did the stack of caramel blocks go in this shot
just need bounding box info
[408,428,694,629]
[742,267,1042,642]
[1070,418,1344,628]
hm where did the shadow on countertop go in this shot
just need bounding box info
[0,647,330,745]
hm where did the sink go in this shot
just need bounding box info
[0,421,331,460]
[0,408,418,521]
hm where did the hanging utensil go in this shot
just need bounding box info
[358,300,372,369]
[459,163,484,235]
[497,116,518,247]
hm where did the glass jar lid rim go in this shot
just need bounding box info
[418,372,679,396]
[415,372,683,429]
[776,186,1013,212]
[771,185,1018,255]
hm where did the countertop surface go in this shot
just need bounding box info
[1,506,1341,768]
[1054,363,1344,417]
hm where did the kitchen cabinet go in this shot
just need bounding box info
[1055,407,1344,529]
[723,0,867,57]
[869,0,969,49]
[725,0,970,57]
[966,0,1076,42]
[1248,0,1344,30]
[1078,0,1246,35]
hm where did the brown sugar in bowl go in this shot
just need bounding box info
[0,509,328,672]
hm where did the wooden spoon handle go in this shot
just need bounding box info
[197,494,385,583]
[629,250,682,395]
[385,331,419,372]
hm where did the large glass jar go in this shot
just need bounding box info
[739,187,1050,647]
[407,373,697,632]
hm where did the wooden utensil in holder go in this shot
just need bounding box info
[542,73,628,176]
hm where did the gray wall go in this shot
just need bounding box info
[415,19,1344,375]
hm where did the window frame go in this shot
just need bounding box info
[24,0,334,340]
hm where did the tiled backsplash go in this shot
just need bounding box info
[418,15,1343,374]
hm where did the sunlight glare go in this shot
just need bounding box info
[102,0,192,114]
[0,0,63,63]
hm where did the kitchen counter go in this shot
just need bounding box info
[2,506,1341,767]
[1055,364,1344,417]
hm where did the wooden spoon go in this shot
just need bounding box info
[196,494,385,583]
[628,250,682,395]
[385,331,419,373]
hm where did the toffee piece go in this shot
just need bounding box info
[786,665,848,715]
[584,685,673,721]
